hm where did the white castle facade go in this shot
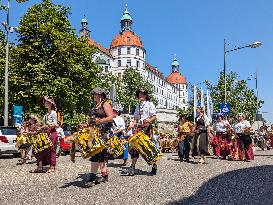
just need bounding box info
[80,7,188,111]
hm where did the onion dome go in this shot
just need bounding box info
[166,72,187,84]
[110,31,143,49]
[167,55,187,84]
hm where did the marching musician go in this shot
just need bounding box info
[233,113,254,161]
[17,121,30,164]
[269,124,273,148]
[29,115,50,173]
[126,88,157,176]
[193,107,211,164]
[212,113,231,159]
[112,106,128,166]
[84,88,113,188]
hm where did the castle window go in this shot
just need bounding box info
[118,48,121,55]
[127,37,131,42]
[136,48,139,56]
[127,47,131,54]
[118,60,121,67]
[136,60,140,68]
[105,66,109,72]
[127,59,131,67]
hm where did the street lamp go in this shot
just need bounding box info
[223,39,262,103]
[2,0,27,126]
[247,71,259,120]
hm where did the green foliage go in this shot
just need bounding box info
[8,0,101,118]
[117,67,157,114]
[204,71,263,121]
[0,0,7,10]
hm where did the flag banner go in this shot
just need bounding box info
[13,105,23,127]
[194,85,197,123]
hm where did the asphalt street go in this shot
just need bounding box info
[1,149,273,205]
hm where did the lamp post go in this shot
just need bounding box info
[223,39,262,103]
[247,71,259,120]
[2,0,27,126]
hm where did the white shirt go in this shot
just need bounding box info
[113,116,125,131]
[56,127,65,138]
[43,110,58,126]
[213,120,230,133]
[196,114,211,127]
[233,120,251,134]
[134,101,156,122]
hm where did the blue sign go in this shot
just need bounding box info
[219,103,231,115]
[13,105,23,127]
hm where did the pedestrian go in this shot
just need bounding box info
[212,113,231,159]
[84,88,113,188]
[56,121,65,157]
[43,96,58,173]
[112,106,128,165]
[177,115,194,162]
[126,88,157,176]
[233,113,254,161]
[193,107,211,164]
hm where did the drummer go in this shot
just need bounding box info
[112,106,128,166]
[126,88,157,176]
[84,88,113,188]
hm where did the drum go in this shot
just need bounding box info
[16,134,31,149]
[75,128,105,159]
[106,136,125,158]
[30,132,53,154]
[129,131,162,165]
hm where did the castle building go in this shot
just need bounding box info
[80,6,188,111]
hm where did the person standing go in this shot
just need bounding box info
[56,121,65,157]
[233,113,254,161]
[126,88,157,176]
[43,96,58,173]
[177,115,194,162]
[84,88,113,188]
[193,107,211,164]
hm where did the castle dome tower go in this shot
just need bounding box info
[110,5,146,76]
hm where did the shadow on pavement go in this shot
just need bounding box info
[60,173,90,188]
[167,165,273,205]
[119,166,153,176]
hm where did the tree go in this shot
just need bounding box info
[9,0,101,119]
[117,67,157,114]
[204,71,263,121]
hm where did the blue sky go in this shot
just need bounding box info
[3,0,273,124]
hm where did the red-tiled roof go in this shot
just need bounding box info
[166,71,187,84]
[88,38,112,57]
[110,31,144,49]
[145,62,164,79]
